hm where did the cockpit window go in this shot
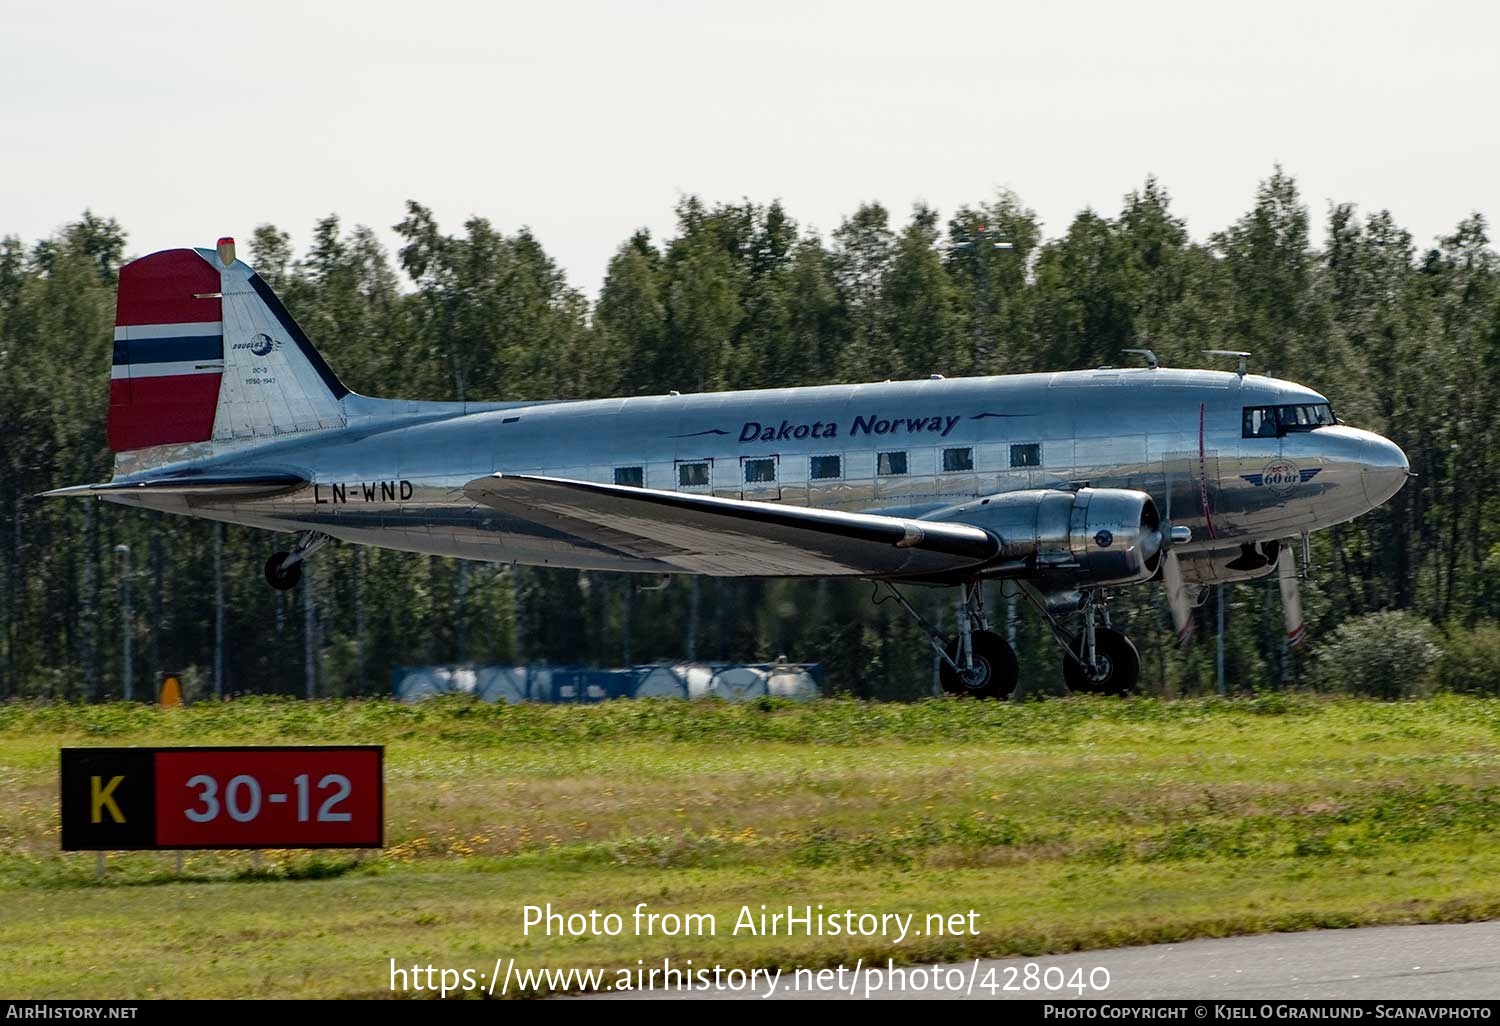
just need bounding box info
[1243,403,1336,438]
[1277,403,1336,432]
[1243,407,1278,438]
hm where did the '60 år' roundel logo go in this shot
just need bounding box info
[1260,459,1302,497]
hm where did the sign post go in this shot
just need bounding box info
[61,746,383,852]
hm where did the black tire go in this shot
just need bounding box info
[1063,626,1139,696]
[264,551,302,591]
[940,630,1018,700]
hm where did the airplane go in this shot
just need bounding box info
[43,239,1411,698]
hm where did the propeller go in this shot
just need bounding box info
[1162,406,1221,645]
[1277,542,1307,648]
[1159,461,1196,644]
[1162,546,1195,644]
[1157,419,1308,653]
[1166,537,1307,653]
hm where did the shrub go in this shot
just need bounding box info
[1437,622,1500,696]
[1311,610,1441,699]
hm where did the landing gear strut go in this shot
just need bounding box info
[1056,591,1140,696]
[879,581,1018,699]
[264,531,330,591]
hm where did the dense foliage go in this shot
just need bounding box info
[1310,610,1442,699]
[2,169,1497,699]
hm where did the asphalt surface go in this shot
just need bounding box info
[569,921,1500,1000]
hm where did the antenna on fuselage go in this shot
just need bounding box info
[1121,348,1159,370]
[1202,350,1251,377]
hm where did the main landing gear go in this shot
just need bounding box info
[1060,592,1140,696]
[882,581,1141,699]
[1028,588,1141,696]
[264,531,330,591]
[880,580,1018,699]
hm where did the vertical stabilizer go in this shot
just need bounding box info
[207,239,348,442]
[106,240,351,462]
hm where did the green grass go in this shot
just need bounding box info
[1,694,1499,997]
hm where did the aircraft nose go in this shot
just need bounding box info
[1361,433,1410,507]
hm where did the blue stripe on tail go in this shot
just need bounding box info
[113,336,224,365]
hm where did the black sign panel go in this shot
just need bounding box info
[60,748,156,851]
[59,746,384,851]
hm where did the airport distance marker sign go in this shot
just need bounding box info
[61,746,383,850]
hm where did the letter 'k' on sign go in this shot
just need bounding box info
[91,775,126,823]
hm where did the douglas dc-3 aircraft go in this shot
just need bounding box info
[45,240,1410,697]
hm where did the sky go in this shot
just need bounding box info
[3,0,1497,296]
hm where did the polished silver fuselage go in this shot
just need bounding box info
[104,368,1409,581]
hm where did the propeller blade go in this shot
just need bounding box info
[1277,543,1307,648]
[1162,548,1194,644]
[1159,460,1194,644]
[1141,526,1164,562]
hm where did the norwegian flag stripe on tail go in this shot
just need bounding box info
[111,327,223,379]
[106,250,224,452]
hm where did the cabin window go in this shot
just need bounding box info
[613,466,644,488]
[1010,443,1041,468]
[678,462,710,488]
[743,457,777,484]
[877,451,908,476]
[942,447,973,472]
[810,455,842,480]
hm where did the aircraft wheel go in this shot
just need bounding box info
[264,551,302,591]
[940,630,1018,700]
[1063,626,1139,696]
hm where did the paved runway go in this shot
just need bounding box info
[572,920,1500,1000]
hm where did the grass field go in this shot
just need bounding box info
[2,695,1499,998]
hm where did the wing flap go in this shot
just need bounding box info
[463,473,998,577]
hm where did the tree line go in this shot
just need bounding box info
[2,168,1496,700]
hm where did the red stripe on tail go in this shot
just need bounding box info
[114,249,221,326]
[108,249,224,451]
[107,373,222,451]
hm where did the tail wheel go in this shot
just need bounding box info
[940,630,1018,700]
[1063,626,1140,696]
[264,551,302,591]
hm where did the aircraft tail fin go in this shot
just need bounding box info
[108,239,349,461]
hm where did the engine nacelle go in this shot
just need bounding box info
[930,487,1164,587]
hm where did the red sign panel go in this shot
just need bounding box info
[153,747,382,848]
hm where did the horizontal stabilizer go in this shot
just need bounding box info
[39,472,307,500]
[463,473,999,577]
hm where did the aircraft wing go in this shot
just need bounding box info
[463,473,999,577]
